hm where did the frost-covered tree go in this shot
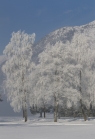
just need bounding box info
[35,35,95,121]
[70,33,95,120]
[29,64,49,117]
[37,42,81,122]
[35,73,51,118]
[28,35,95,121]
[2,31,35,122]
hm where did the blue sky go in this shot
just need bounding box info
[0,0,95,54]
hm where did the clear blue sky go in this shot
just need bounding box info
[0,0,95,54]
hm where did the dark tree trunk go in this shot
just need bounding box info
[80,99,87,121]
[35,105,37,112]
[40,108,42,117]
[58,104,60,119]
[44,106,46,118]
[79,71,87,121]
[24,108,27,122]
[23,109,25,118]
[54,95,58,122]
[24,94,27,122]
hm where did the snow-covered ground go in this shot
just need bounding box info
[0,114,95,139]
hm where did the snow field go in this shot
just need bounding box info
[0,116,95,139]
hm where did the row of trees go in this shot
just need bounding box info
[2,31,95,122]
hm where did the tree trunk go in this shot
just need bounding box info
[44,106,46,118]
[82,108,87,121]
[24,108,27,122]
[58,104,60,119]
[35,105,37,112]
[54,96,58,122]
[40,108,42,117]
[24,95,27,122]
[23,109,25,118]
[80,99,87,121]
[79,71,87,121]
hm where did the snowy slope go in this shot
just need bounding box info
[33,20,95,62]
